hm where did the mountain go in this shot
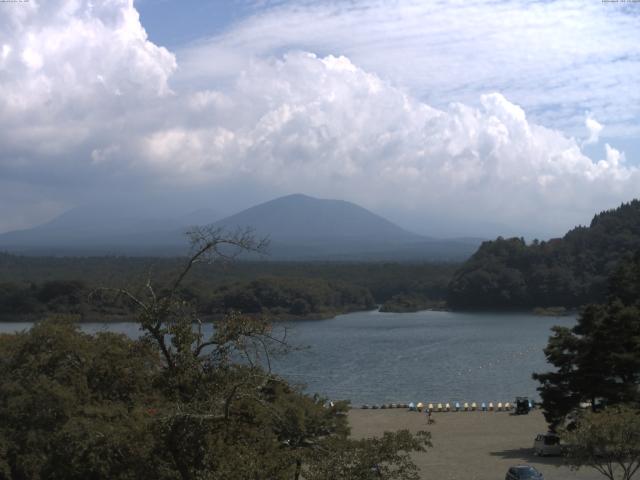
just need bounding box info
[0,194,480,260]
[213,194,421,243]
[0,206,219,256]
[447,199,640,310]
[211,194,478,260]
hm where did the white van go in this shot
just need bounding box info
[533,433,562,456]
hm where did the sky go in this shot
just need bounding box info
[1,0,639,238]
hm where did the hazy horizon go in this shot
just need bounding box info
[1,0,639,240]
[0,191,600,241]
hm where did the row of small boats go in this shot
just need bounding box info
[361,400,533,411]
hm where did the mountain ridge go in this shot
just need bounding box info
[0,194,480,260]
[213,193,426,244]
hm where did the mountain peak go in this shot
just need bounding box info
[276,193,316,201]
[215,194,421,243]
[0,194,480,260]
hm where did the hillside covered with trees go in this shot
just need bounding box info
[0,254,456,320]
[447,200,640,310]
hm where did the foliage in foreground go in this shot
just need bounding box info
[533,252,640,430]
[561,405,640,480]
[534,250,640,480]
[306,430,431,480]
[0,227,431,480]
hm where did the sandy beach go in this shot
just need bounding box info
[348,408,602,480]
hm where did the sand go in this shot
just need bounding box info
[347,408,602,480]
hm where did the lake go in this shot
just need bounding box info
[0,310,575,406]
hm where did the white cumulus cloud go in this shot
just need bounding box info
[178,0,640,140]
[139,52,640,235]
[0,1,639,238]
[0,0,176,155]
[584,113,604,146]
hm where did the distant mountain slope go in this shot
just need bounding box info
[212,194,478,260]
[0,194,480,260]
[447,200,640,309]
[214,194,422,243]
[0,206,218,255]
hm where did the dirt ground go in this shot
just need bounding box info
[348,408,603,480]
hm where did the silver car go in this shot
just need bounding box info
[533,433,562,456]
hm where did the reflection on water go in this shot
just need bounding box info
[0,310,575,405]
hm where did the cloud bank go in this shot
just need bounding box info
[139,52,640,234]
[0,0,639,237]
[0,0,175,150]
[180,0,640,140]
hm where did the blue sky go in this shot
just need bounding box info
[0,0,639,237]
[136,1,256,48]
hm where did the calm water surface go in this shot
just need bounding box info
[0,310,575,405]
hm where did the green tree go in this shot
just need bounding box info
[561,405,640,480]
[305,430,431,480]
[533,253,640,430]
[0,226,433,479]
[0,316,161,480]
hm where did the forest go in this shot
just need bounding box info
[448,200,640,310]
[0,254,456,321]
[4,199,640,320]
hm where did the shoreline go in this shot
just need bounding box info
[0,305,578,324]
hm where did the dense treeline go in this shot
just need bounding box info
[0,277,374,321]
[448,200,640,310]
[0,255,456,319]
[0,280,125,319]
[0,280,84,314]
[208,277,375,318]
[0,253,456,300]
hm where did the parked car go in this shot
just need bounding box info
[505,465,544,480]
[533,433,562,456]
